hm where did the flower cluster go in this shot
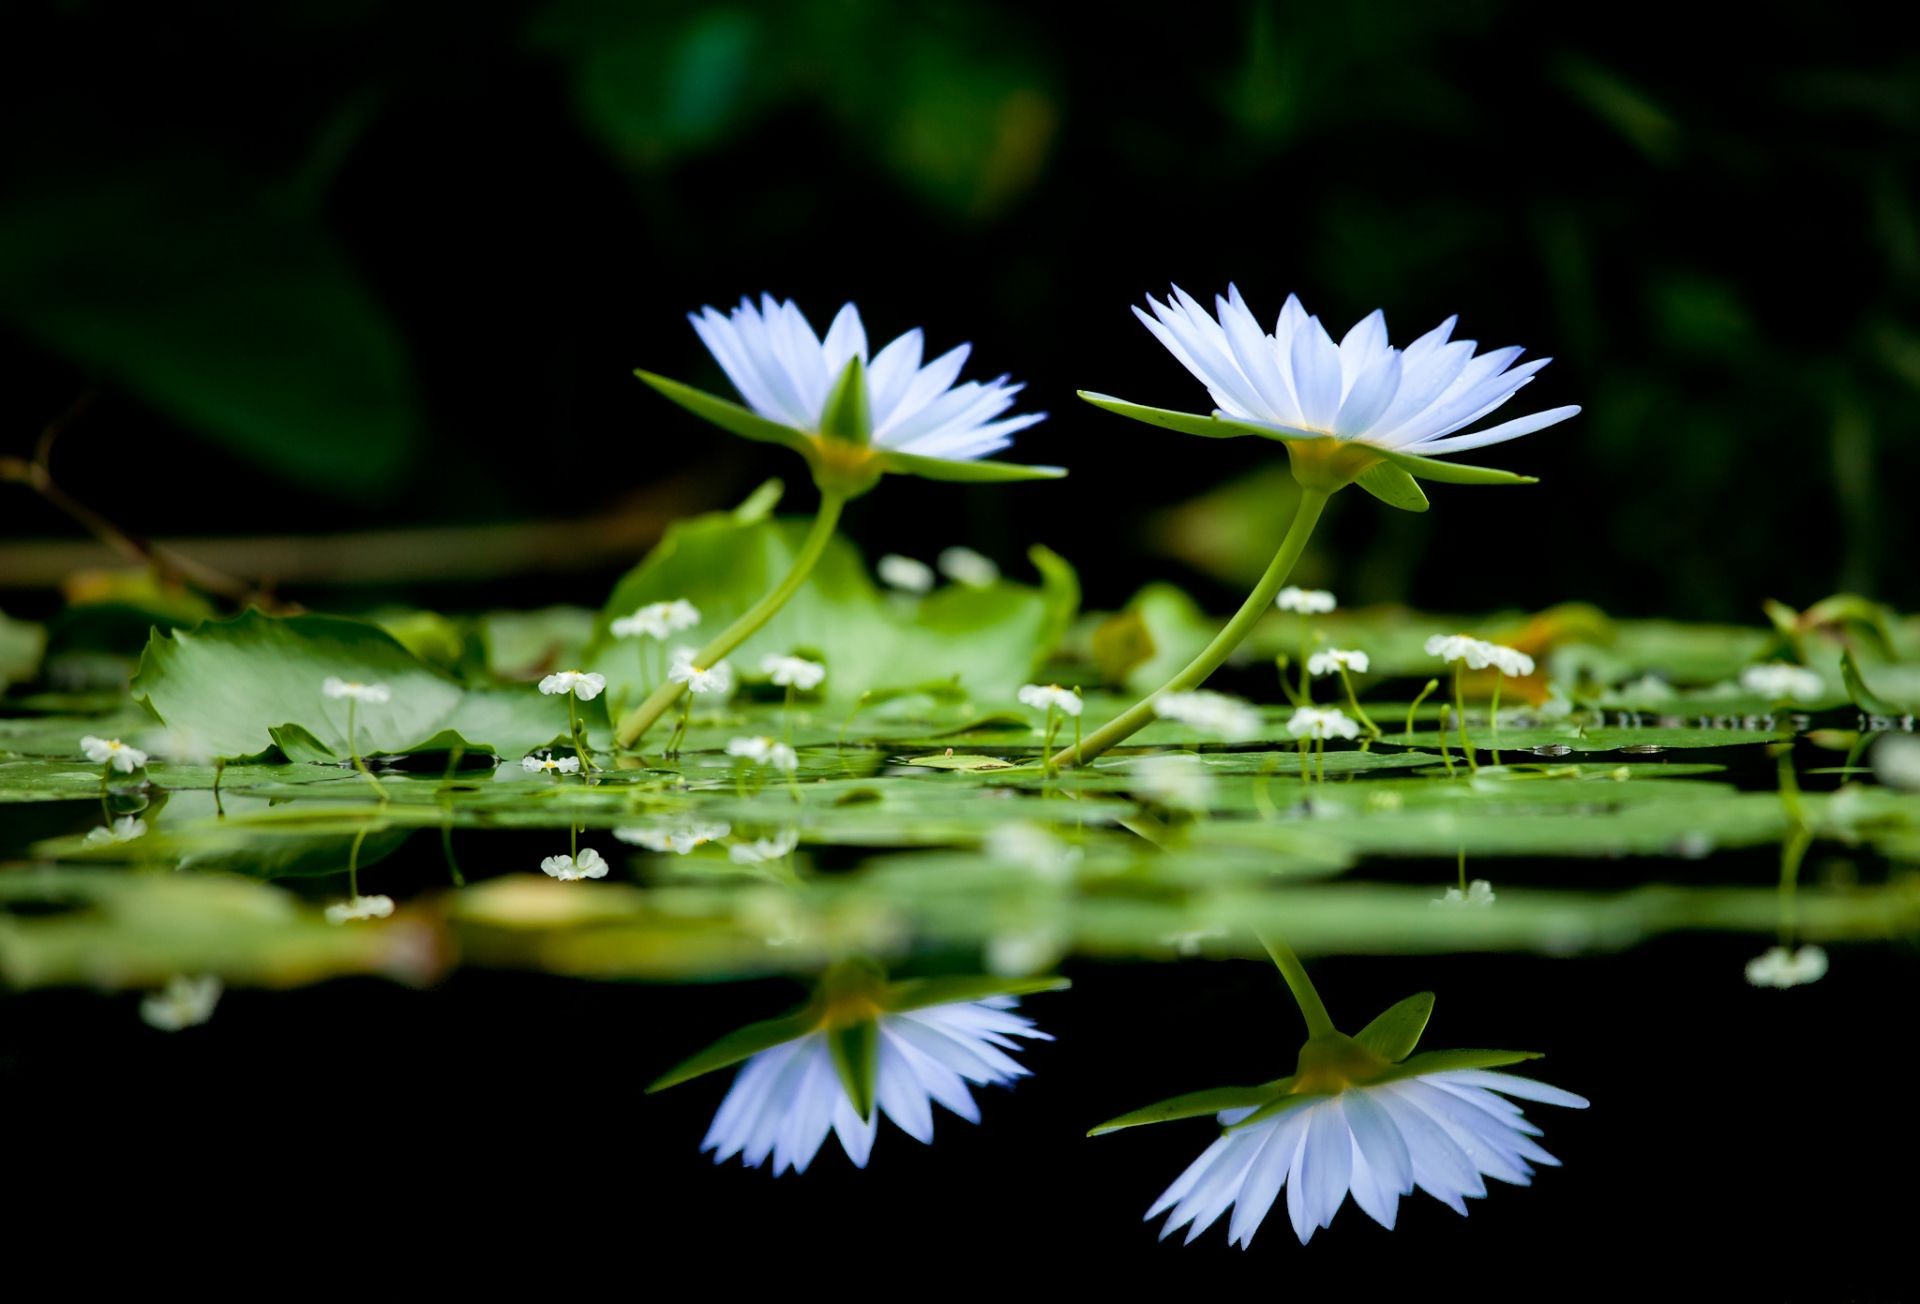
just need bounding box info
[1424,635,1535,677]
[1745,944,1828,988]
[1154,691,1262,738]
[1018,683,1082,717]
[668,650,733,695]
[1306,648,1369,676]
[1286,706,1361,741]
[727,735,799,773]
[1276,586,1337,615]
[521,753,582,775]
[325,894,396,925]
[538,670,607,700]
[761,654,826,690]
[615,822,731,854]
[140,975,222,1032]
[541,848,610,881]
[877,554,936,594]
[80,735,147,773]
[1739,663,1824,702]
[322,678,391,703]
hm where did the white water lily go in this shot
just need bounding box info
[1307,649,1370,676]
[1150,1068,1588,1247]
[702,996,1050,1175]
[1432,879,1497,908]
[938,546,1000,588]
[615,821,731,854]
[321,677,392,703]
[538,669,606,700]
[1287,707,1362,741]
[1132,286,1579,460]
[612,599,701,641]
[729,831,800,865]
[667,649,733,695]
[85,816,148,845]
[541,848,609,881]
[1018,684,1083,717]
[140,975,222,1032]
[80,735,148,773]
[727,735,799,773]
[325,894,395,925]
[1424,635,1535,677]
[761,654,826,690]
[1277,587,1338,615]
[1155,690,1262,737]
[1745,944,1828,988]
[1740,663,1824,703]
[877,554,937,594]
[520,752,582,775]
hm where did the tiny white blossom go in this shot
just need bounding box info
[1276,586,1337,615]
[85,816,148,845]
[1017,683,1083,717]
[615,821,731,854]
[1745,944,1828,989]
[1132,754,1214,811]
[984,823,1081,881]
[325,894,396,925]
[612,598,702,641]
[1286,707,1362,741]
[541,848,610,881]
[1424,635,1534,677]
[520,752,582,775]
[1739,663,1824,703]
[727,735,799,772]
[145,726,216,766]
[1154,691,1262,738]
[538,670,607,700]
[80,735,148,773]
[877,554,937,594]
[140,975,222,1032]
[1432,879,1497,908]
[667,648,733,695]
[1874,735,1920,792]
[761,654,826,690]
[729,831,800,865]
[322,677,392,703]
[938,546,1000,588]
[1307,648,1370,676]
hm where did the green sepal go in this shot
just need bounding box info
[1088,1079,1293,1137]
[1220,1088,1324,1133]
[1078,392,1251,439]
[820,356,871,445]
[635,370,817,459]
[1354,462,1430,512]
[883,974,1069,1014]
[1207,412,1319,443]
[1354,991,1435,1061]
[646,1004,821,1092]
[1375,1047,1540,1084]
[878,451,1066,483]
[827,1019,880,1120]
[1368,444,1539,486]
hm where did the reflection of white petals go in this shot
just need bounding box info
[538,670,607,700]
[728,831,800,865]
[615,821,731,854]
[80,735,148,772]
[1431,879,1497,908]
[1276,587,1337,614]
[761,654,826,690]
[937,546,999,588]
[1155,691,1261,738]
[1745,944,1828,988]
[85,816,148,845]
[325,894,396,924]
[1739,663,1824,703]
[877,554,936,594]
[1307,648,1370,676]
[667,648,733,695]
[703,997,1050,1175]
[140,975,222,1032]
[727,736,799,772]
[1017,684,1082,717]
[541,848,609,881]
[322,677,392,703]
[612,598,701,641]
[520,752,581,774]
[1286,707,1361,741]
[1875,736,1920,792]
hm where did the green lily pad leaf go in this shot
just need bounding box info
[1077,392,1251,439]
[1354,462,1430,512]
[635,369,817,458]
[1354,991,1435,1061]
[1088,1080,1292,1136]
[878,451,1066,483]
[827,1018,880,1120]
[883,974,1068,1012]
[1368,444,1539,486]
[820,355,871,444]
[647,1004,822,1091]
[902,753,1018,771]
[1378,1048,1541,1084]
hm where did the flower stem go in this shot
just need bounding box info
[1260,932,1335,1039]
[617,489,846,749]
[1453,664,1479,773]
[1337,667,1382,737]
[1405,678,1438,743]
[568,694,598,772]
[1054,487,1329,769]
[346,699,388,803]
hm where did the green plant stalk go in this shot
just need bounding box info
[1453,664,1479,773]
[1260,932,1335,1039]
[617,490,846,749]
[1405,678,1438,742]
[347,824,369,897]
[567,694,598,772]
[1054,488,1329,768]
[346,699,388,803]
[1337,666,1382,737]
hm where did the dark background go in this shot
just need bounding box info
[4,0,1918,620]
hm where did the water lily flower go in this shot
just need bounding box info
[325,894,396,924]
[612,599,702,641]
[1307,649,1369,676]
[877,553,937,594]
[938,546,1000,588]
[321,677,392,703]
[1155,690,1263,738]
[541,848,609,881]
[1286,706,1362,741]
[727,735,800,773]
[729,831,800,865]
[667,649,733,695]
[1745,944,1828,988]
[85,816,148,845]
[1277,587,1338,615]
[761,654,826,690]
[80,735,147,773]
[140,974,222,1032]
[521,752,582,775]
[1740,663,1824,703]
[538,670,606,700]
[615,821,731,854]
[1432,879,1497,908]
[1018,684,1084,717]
[653,963,1061,1175]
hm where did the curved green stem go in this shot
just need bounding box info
[1260,932,1335,1039]
[617,490,846,749]
[1054,488,1330,768]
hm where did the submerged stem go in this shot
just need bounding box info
[1260,933,1336,1039]
[346,699,388,803]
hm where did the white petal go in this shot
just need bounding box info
[1438,1068,1591,1110]
[1288,315,1344,431]
[1397,404,1580,456]
[821,302,869,375]
[1226,1108,1312,1248]
[1337,309,1390,397]
[1332,349,1403,437]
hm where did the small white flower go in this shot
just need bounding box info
[728,831,800,865]
[1432,879,1497,908]
[727,735,799,773]
[1286,707,1362,741]
[615,821,731,854]
[1131,754,1215,811]
[1745,944,1828,989]
[877,554,937,594]
[80,735,148,773]
[1307,648,1370,676]
[987,927,1067,976]
[1874,735,1920,792]
[140,975,222,1032]
[612,598,702,641]
[1154,691,1262,738]
[667,648,733,695]
[704,996,1050,1174]
[520,752,582,775]
[85,816,148,845]
[984,823,1081,880]
[538,670,607,700]
[321,677,392,703]
[761,654,826,690]
[1739,663,1824,703]
[1276,586,1337,615]
[1424,635,1535,677]
[325,894,396,925]
[938,546,1000,588]
[1017,683,1083,717]
[145,726,215,766]
[541,848,610,881]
